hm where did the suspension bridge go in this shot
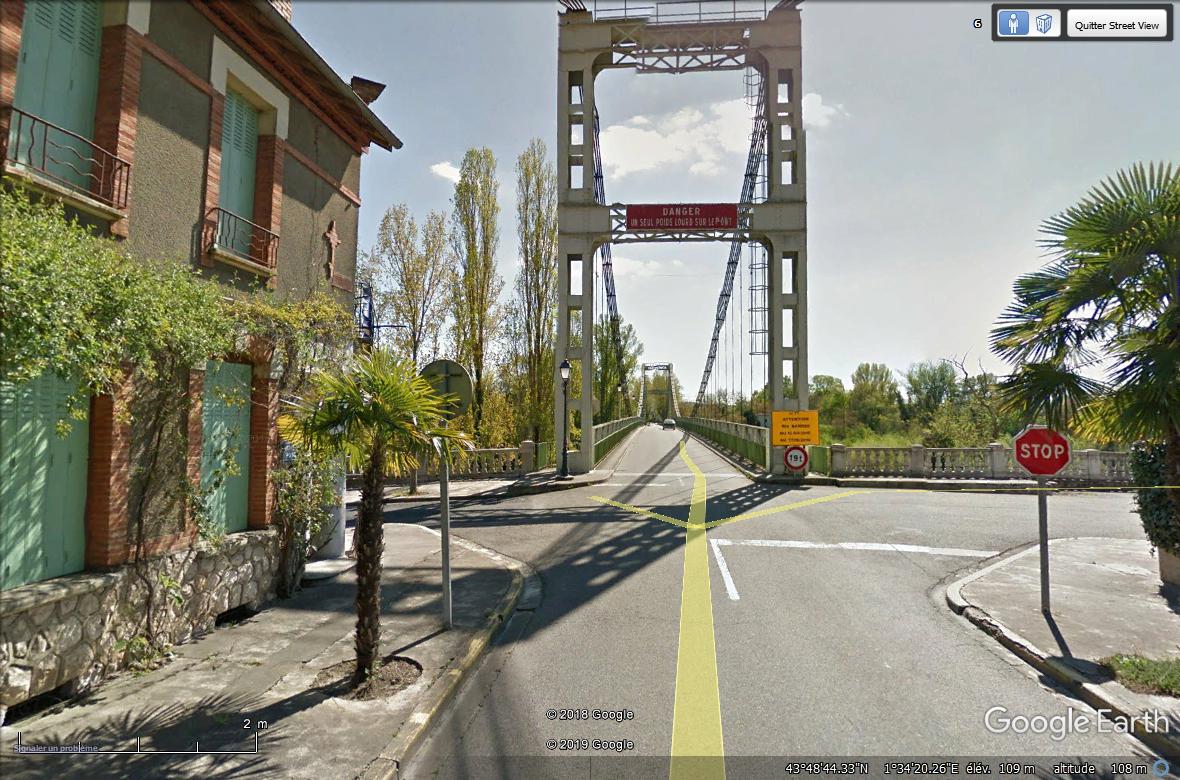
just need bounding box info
[555,0,807,476]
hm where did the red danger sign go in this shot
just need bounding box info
[784,446,809,472]
[625,204,738,231]
[1014,426,1071,476]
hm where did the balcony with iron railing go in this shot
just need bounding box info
[1,105,131,213]
[202,207,280,273]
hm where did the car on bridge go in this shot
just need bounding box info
[662,418,677,430]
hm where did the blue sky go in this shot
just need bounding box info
[294,1,1180,393]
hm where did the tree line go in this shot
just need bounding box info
[692,357,1032,448]
[360,139,644,450]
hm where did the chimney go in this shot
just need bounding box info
[350,76,386,106]
[269,0,293,21]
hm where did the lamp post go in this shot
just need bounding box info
[559,359,572,478]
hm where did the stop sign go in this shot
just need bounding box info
[1014,425,1071,476]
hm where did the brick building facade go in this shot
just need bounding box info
[0,0,399,721]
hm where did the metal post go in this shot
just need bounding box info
[560,377,570,477]
[1037,476,1050,614]
[440,447,452,629]
[437,420,453,630]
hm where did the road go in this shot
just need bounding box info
[398,425,1153,779]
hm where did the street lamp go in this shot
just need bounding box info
[559,359,572,478]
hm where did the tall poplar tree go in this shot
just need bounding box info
[513,139,558,443]
[449,148,503,439]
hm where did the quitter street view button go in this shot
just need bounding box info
[1067,7,1170,38]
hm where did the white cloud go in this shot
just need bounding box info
[610,256,685,279]
[600,99,752,179]
[802,92,850,129]
[598,93,849,180]
[430,161,461,183]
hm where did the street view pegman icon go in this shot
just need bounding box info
[998,9,1030,35]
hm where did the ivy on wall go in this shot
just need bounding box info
[1,186,354,651]
[1,187,236,422]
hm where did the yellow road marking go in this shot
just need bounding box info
[589,496,689,529]
[590,488,866,530]
[703,490,869,530]
[587,444,879,778]
[670,441,725,779]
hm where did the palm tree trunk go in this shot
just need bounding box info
[353,447,386,686]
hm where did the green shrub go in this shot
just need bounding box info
[1130,442,1179,554]
[273,444,339,597]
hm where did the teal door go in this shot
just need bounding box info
[0,373,88,590]
[200,361,252,534]
[217,90,260,257]
[11,0,102,189]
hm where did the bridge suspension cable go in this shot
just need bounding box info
[592,106,632,416]
[691,67,768,416]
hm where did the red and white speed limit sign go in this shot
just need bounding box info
[784,446,809,472]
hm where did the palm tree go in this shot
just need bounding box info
[991,161,1180,533]
[284,350,469,685]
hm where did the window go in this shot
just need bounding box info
[10,0,101,190]
[217,89,261,258]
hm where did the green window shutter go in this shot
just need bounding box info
[0,374,88,590]
[218,90,261,256]
[14,0,99,136]
[200,361,252,534]
[12,0,56,118]
[218,90,260,220]
[11,0,101,190]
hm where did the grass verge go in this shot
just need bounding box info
[1100,654,1180,697]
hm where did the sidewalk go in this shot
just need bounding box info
[0,524,527,779]
[947,538,1180,756]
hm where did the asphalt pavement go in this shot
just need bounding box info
[396,425,1160,779]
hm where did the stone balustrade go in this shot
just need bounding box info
[417,445,530,480]
[828,443,1130,483]
[679,417,1132,484]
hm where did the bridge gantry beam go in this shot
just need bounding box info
[557,1,806,474]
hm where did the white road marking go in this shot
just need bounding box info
[709,538,741,601]
[713,538,999,558]
[708,539,998,602]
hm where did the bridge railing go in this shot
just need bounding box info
[589,0,775,25]
[830,443,1131,483]
[677,416,768,469]
[678,417,1132,484]
[353,441,538,486]
[593,416,643,464]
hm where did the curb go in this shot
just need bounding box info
[358,534,540,780]
[944,546,1180,759]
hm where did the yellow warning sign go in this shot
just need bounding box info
[771,410,820,446]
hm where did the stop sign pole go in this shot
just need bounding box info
[1014,425,1072,614]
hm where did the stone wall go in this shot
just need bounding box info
[0,529,279,725]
